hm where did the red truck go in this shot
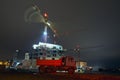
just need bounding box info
[36,56,76,73]
[33,42,76,73]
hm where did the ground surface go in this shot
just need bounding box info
[0,70,120,80]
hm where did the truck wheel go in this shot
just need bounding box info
[39,67,45,73]
[46,68,52,73]
[68,68,74,74]
[51,68,56,73]
[46,67,56,73]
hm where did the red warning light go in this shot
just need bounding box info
[43,12,48,22]
[43,12,48,18]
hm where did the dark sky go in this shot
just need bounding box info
[0,0,120,68]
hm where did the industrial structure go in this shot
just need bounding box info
[7,5,90,73]
[8,42,90,73]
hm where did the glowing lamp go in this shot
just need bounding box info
[43,31,47,35]
[43,13,48,18]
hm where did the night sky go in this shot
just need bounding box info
[0,0,120,68]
